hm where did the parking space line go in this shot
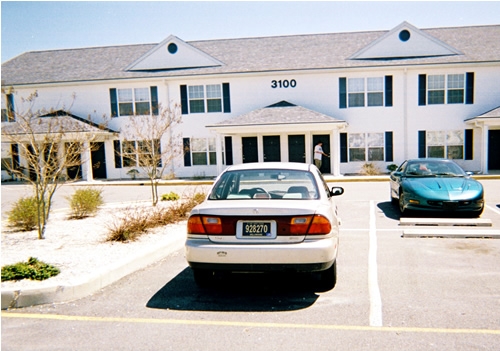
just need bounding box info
[3,312,500,335]
[368,200,383,327]
[486,204,500,216]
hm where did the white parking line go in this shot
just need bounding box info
[368,200,383,327]
[486,204,500,216]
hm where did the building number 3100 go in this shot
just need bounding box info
[271,79,297,88]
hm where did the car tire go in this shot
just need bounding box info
[192,269,214,288]
[317,261,337,292]
[398,192,406,215]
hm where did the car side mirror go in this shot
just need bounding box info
[330,186,344,196]
[391,171,403,178]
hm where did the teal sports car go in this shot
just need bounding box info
[390,159,484,217]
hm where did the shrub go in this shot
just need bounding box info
[161,192,180,201]
[107,191,207,242]
[360,163,381,175]
[7,196,39,231]
[67,187,103,219]
[1,257,60,281]
[387,164,398,172]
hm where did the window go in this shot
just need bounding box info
[183,138,217,166]
[109,86,158,117]
[1,93,15,122]
[419,73,472,106]
[117,140,162,168]
[347,133,386,162]
[426,130,464,159]
[180,83,231,114]
[187,85,222,113]
[340,76,391,108]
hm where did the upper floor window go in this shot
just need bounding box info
[180,83,231,115]
[419,73,474,106]
[339,76,392,109]
[1,93,15,122]
[109,86,158,117]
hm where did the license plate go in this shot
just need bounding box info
[243,222,272,236]
[236,220,276,238]
[443,201,458,210]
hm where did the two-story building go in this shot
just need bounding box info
[2,22,500,181]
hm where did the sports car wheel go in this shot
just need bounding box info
[398,192,407,215]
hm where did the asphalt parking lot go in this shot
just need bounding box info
[2,179,500,350]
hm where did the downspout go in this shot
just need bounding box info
[403,68,408,159]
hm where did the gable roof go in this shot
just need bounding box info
[349,22,462,59]
[2,23,500,86]
[207,100,346,131]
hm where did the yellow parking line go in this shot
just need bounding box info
[3,312,500,335]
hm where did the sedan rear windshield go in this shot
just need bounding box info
[208,169,319,200]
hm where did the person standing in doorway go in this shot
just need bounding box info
[314,141,329,171]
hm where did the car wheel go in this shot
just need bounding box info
[398,191,406,215]
[317,261,337,292]
[192,269,214,288]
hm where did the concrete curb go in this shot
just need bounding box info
[1,232,185,310]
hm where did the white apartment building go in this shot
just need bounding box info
[2,22,500,181]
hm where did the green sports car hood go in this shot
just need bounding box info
[404,176,483,200]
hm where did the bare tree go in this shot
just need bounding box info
[120,103,182,206]
[1,90,112,239]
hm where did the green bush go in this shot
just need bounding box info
[68,187,103,219]
[1,257,60,281]
[161,192,180,201]
[8,196,39,231]
[387,164,398,172]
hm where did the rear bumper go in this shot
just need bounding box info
[185,237,337,273]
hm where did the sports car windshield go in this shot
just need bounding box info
[208,169,319,200]
[404,161,467,177]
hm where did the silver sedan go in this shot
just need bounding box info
[185,162,344,291]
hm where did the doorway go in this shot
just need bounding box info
[242,137,258,163]
[312,134,331,174]
[91,142,107,179]
[288,135,305,163]
[488,130,500,171]
[263,135,281,162]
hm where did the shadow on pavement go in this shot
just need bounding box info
[146,268,320,312]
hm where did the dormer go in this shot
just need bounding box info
[349,22,462,60]
[126,35,223,71]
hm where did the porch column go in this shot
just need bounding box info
[82,141,93,181]
[215,133,224,175]
[482,125,489,174]
[331,131,341,176]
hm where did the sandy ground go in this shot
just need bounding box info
[1,201,186,291]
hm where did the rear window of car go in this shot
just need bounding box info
[208,169,319,200]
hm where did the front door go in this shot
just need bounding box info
[288,135,305,163]
[488,130,500,171]
[91,142,107,179]
[313,134,331,174]
[263,135,281,162]
[242,137,258,163]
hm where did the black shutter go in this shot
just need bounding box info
[11,144,20,170]
[385,76,393,107]
[225,136,233,165]
[150,86,159,115]
[180,85,188,115]
[340,133,348,163]
[109,88,118,117]
[113,140,122,169]
[418,130,426,158]
[339,78,347,109]
[183,138,191,166]
[385,131,393,162]
[222,83,231,113]
[465,129,473,160]
[465,72,474,105]
[418,75,426,106]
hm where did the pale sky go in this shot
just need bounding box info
[2,1,500,63]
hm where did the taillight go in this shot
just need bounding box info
[290,216,312,234]
[307,215,332,235]
[187,215,222,234]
